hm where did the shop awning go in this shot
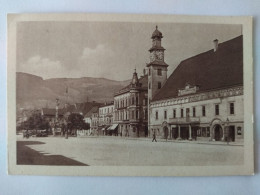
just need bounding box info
[108,124,118,130]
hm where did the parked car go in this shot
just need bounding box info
[36,130,48,137]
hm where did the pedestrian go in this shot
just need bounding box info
[152,130,157,142]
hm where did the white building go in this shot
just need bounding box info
[98,102,114,135]
[148,27,243,142]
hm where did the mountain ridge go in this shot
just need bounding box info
[16,72,131,110]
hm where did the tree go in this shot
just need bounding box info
[67,113,88,131]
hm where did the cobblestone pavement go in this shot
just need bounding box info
[17,135,244,166]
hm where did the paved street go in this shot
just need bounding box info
[17,135,244,166]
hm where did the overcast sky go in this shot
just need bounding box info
[16,21,242,81]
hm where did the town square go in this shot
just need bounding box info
[15,18,246,167]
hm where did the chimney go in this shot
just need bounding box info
[213,39,218,52]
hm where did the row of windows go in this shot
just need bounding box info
[115,109,148,121]
[155,102,235,119]
[148,68,162,76]
[99,107,114,115]
[115,97,148,109]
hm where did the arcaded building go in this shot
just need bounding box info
[148,27,244,142]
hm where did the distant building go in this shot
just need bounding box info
[148,26,243,142]
[98,102,114,135]
[113,70,148,137]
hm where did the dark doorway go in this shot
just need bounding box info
[164,126,169,139]
[214,125,222,141]
[144,126,148,137]
[172,128,178,139]
[180,127,189,140]
[229,126,235,142]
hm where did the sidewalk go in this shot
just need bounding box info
[77,135,244,146]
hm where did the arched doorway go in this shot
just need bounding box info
[214,124,222,141]
[163,126,169,139]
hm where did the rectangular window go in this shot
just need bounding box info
[157,69,162,76]
[202,106,206,116]
[237,126,242,135]
[193,107,196,117]
[164,110,167,119]
[181,109,184,118]
[136,110,139,119]
[230,102,235,114]
[186,108,190,117]
[158,82,161,89]
[155,111,158,120]
[132,110,135,119]
[215,104,219,115]
[173,109,176,118]
[136,96,139,105]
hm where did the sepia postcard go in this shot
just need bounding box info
[7,13,254,176]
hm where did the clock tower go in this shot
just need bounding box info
[147,25,168,100]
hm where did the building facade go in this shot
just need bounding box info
[98,102,114,135]
[113,70,149,137]
[148,27,244,142]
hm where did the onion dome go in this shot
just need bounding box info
[151,25,163,39]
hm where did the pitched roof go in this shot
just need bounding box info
[115,75,148,96]
[84,106,99,117]
[152,35,243,102]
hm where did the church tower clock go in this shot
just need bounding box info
[147,26,168,100]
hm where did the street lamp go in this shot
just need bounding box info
[226,118,230,144]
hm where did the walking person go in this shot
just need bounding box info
[152,130,157,142]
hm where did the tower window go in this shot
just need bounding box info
[158,82,161,89]
[157,69,162,76]
[230,102,235,114]
[215,104,219,116]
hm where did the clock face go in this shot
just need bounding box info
[155,51,164,61]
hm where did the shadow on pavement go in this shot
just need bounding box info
[17,141,88,166]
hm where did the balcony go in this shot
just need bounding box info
[169,116,200,124]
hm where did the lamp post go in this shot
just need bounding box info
[226,118,230,145]
[55,98,60,136]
